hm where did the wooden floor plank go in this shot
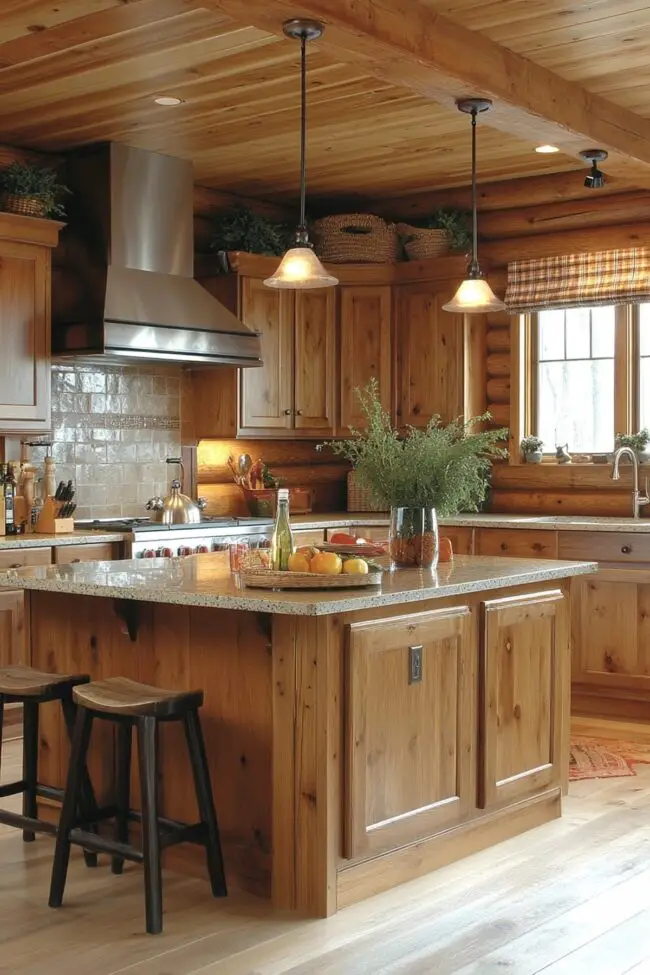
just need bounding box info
[0,721,649,975]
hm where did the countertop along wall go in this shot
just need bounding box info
[26,362,182,520]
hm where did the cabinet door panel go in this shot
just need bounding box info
[346,606,476,859]
[480,590,567,809]
[294,289,336,435]
[54,543,121,564]
[396,285,463,427]
[0,242,50,430]
[475,529,558,559]
[0,547,51,571]
[0,590,25,668]
[340,286,391,431]
[239,278,294,433]
[441,527,474,555]
[571,568,650,691]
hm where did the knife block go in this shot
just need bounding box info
[34,499,75,534]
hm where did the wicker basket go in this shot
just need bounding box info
[2,194,47,218]
[346,470,388,513]
[397,223,451,261]
[313,213,398,264]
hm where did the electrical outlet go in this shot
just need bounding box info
[408,644,423,684]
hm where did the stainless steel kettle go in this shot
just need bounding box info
[145,458,206,525]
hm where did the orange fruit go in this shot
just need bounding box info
[297,545,317,557]
[288,552,311,573]
[438,537,454,562]
[343,558,369,575]
[310,552,343,575]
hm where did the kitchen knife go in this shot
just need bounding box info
[54,481,65,501]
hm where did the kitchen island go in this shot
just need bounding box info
[1,552,595,917]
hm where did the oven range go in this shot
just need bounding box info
[75,516,274,559]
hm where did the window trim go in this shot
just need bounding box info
[520,303,642,458]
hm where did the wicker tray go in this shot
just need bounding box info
[313,213,398,265]
[315,543,386,556]
[241,568,382,589]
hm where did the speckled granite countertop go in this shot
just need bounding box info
[291,513,650,533]
[0,530,128,550]
[0,552,596,616]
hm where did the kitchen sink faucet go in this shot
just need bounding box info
[611,446,650,519]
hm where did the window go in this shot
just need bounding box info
[640,305,650,431]
[528,303,648,455]
[533,306,615,452]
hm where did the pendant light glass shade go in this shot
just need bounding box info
[442,275,505,313]
[264,246,338,289]
[265,20,338,291]
[444,98,505,315]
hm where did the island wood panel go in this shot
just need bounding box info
[293,289,337,436]
[339,285,392,432]
[28,591,274,897]
[0,589,25,669]
[345,605,476,859]
[480,588,567,808]
[475,528,558,560]
[239,278,294,435]
[395,283,464,427]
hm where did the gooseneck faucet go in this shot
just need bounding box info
[611,446,650,519]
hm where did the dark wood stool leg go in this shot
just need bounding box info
[48,707,94,909]
[137,716,163,935]
[112,721,132,875]
[60,695,98,868]
[183,709,227,898]
[22,701,39,842]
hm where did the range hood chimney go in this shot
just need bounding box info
[53,143,262,368]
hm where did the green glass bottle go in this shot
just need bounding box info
[271,488,294,571]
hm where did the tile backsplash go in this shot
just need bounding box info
[29,362,182,520]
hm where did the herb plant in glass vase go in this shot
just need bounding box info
[321,381,508,570]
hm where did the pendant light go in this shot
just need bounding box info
[443,98,505,314]
[264,20,338,290]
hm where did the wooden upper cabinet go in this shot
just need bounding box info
[396,283,464,427]
[480,589,567,809]
[239,277,295,434]
[345,605,476,859]
[293,289,336,436]
[238,277,336,438]
[0,216,61,433]
[339,285,392,432]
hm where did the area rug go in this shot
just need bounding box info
[569,736,650,781]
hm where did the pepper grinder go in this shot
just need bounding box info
[44,453,56,499]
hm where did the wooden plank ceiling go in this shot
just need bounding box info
[0,0,648,207]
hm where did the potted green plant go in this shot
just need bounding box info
[615,429,650,462]
[521,435,545,464]
[397,208,472,261]
[320,381,508,569]
[0,162,69,218]
[210,206,290,268]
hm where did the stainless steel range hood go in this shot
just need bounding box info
[53,143,262,367]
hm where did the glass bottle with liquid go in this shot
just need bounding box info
[2,464,16,535]
[271,488,293,571]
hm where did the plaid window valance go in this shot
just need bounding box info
[505,247,650,312]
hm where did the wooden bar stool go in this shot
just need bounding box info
[49,676,227,935]
[0,664,98,864]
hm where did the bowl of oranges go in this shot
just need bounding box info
[241,545,383,590]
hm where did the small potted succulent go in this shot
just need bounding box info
[320,381,507,570]
[521,435,544,464]
[615,429,650,462]
[0,162,69,218]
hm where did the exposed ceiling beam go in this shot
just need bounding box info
[368,171,641,219]
[204,0,650,177]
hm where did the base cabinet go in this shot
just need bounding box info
[0,589,26,668]
[345,606,476,859]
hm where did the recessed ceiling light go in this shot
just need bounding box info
[535,144,560,154]
[153,95,183,106]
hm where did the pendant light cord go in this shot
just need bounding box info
[470,107,479,275]
[298,34,308,237]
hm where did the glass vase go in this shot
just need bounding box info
[388,506,439,570]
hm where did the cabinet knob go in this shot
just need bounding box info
[621,545,632,554]
[295,409,303,416]
[9,563,21,569]
[500,542,508,551]
[71,558,81,563]
[283,409,292,416]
